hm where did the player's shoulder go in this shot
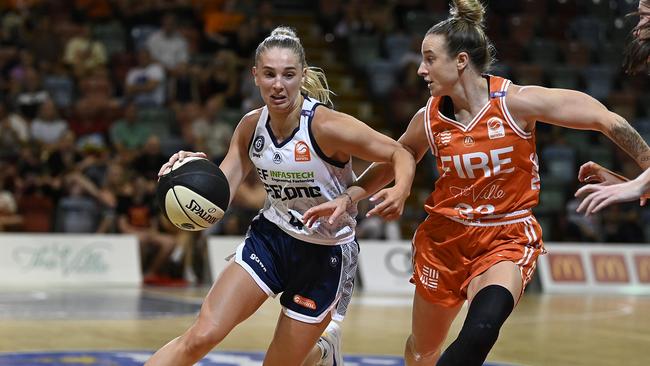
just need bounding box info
[233,108,263,140]
[235,108,263,130]
[311,104,354,130]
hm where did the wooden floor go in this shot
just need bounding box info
[1,286,649,366]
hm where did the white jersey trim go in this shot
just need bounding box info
[498,79,533,139]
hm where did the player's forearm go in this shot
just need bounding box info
[346,162,396,203]
[391,147,415,195]
[605,115,650,169]
[637,168,650,195]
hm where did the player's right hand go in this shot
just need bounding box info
[577,161,627,185]
[158,150,208,177]
[303,195,349,227]
[575,179,646,214]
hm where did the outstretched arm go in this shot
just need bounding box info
[507,86,650,170]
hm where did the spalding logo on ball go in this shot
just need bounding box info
[157,157,230,231]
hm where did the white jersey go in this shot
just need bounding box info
[249,97,357,245]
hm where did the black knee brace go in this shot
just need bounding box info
[436,285,515,366]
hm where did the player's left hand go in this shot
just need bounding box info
[577,161,627,185]
[365,186,409,221]
[575,179,647,215]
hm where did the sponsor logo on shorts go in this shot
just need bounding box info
[294,141,311,162]
[249,253,267,272]
[419,265,439,290]
[329,256,339,267]
[293,294,317,310]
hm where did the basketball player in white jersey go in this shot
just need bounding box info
[575,0,650,213]
[146,27,416,366]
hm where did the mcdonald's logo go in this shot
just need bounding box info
[634,255,650,284]
[549,254,585,282]
[591,254,629,283]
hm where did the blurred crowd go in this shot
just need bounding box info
[0,0,648,284]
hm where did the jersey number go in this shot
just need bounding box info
[454,203,495,219]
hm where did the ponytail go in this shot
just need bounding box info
[302,66,334,107]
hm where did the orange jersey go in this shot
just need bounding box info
[423,75,540,223]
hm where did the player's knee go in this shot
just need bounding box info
[405,334,441,362]
[182,323,227,357]
[457,317,501,353]
[463,286,513,341]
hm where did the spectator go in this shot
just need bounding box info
[167,62,200,106]
[190,96,233,163]
[200,49,241,108]
[0,173,22,231]
[54,173,107,233]
[30,98,69,149]
[131,136,168,182]
[13,67,49,120]
[116,175,175,283]
[146,12,189,74]
[26,17,63,72]
[125,49,166,107]
[110,102,151,155]
[63,21,107,79]
[0,102,29,159]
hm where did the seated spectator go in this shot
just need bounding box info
[190,96,233,163]
[44,131,82,179]
[145,12,189,75]
[167,62,200,106]
[16,180,56,233]
[13,67,49,120]
[116,175,175,283]
[110,102,151,155]
[131,136,168,182]
[54,173,107,233]
[199,49,241,108]
[26,17,63,72]
[125,49,166,108]
[30,98,69,149]
[0,102,29,159]
[63,21,107,79]
[68,98,110,143]
[0,186,22,231]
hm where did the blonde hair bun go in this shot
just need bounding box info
[451,0,486,26]
[270,26,298,39]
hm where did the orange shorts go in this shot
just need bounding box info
[411,213,545,308]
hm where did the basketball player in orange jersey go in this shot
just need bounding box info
[303,1,650,365]
[575,0,650,214]
[146,27,415,366]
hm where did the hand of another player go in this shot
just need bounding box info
[157,150,208,177]
[575,179,647,215]
[365,186,409,221]
[302,196,349,228]
[577,161,627,185]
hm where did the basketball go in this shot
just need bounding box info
[156,157,230,231]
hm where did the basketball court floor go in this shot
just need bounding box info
[1,286,649,366]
